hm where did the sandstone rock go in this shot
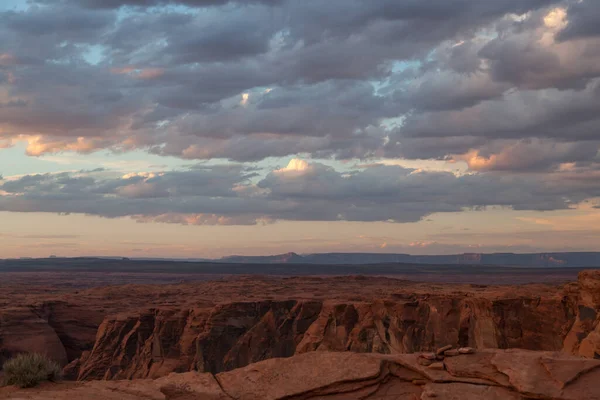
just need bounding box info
[420,352,437,360]
[422,382,521,400]
[429,362,445,370]
[32,301,105,362]
[156,371,230,400]
[443,351,511,386]
[444,349,460,356]
[436,345,452,355]
[563,271,600,359]
[490,349,568,398]
[418,358,433,366]
[215,352,384,400]
[0,308,68,367]
[458,347,475,354]
[540,356,600,389]
[579,270,600,308]
[3,349,600,400]
[72,279,587,380]
[3,273,600,384]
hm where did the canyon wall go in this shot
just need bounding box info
[564,270,600,358]
[2,271,599,381]
[74,294,575,380]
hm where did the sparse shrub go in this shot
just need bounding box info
[1,353,62,388]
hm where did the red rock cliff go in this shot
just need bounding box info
[564,270,600,358]
[75,293,575,380]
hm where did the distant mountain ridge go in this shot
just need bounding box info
[218,251,600,267]
[3,251,600,268]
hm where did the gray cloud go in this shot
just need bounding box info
[1,0,600,225]
[557,0,600,41]
[39,0,282,9]
[1,160,598,225]
[1,0,585,160]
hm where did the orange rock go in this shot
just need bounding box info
[436,345,452,355]
[428,362,445,370]
[3,349,599,400]
[2,272,600,381]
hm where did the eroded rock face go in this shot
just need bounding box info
[74,294,574,380]
[0,308,68,367]
[1,272,599,381]
[0,302,104,370]
[564,270,600,359]
[2,350,599,400]
[32,302,105,362]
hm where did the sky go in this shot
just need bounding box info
[1,0,600,258]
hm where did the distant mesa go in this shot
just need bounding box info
[220,252,305,264]
[217,251,600,268]
[3,251,600,268]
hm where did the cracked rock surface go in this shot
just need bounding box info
[2,349,600,399]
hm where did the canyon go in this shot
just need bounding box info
[1,270,599,383]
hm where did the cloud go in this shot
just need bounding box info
[453,139,599,172]
[556,0,600,41]
[1,0,600,226]
[52,0,283,9]
[391,78,600,164]
[2,159,598,225]
[2,0,585,164]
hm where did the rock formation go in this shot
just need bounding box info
[2,271,600,383]
[2,349,600,399]
[74,293,576,380]
[0,307,68,368]
[564,270,600,358]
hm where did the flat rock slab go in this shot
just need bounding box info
[216,351,384,400]
[3,349,600,400]
[540,356,600,388]
[156,371,230,400]
[422,383,521,400]
[443,351,511,386]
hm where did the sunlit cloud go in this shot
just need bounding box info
[274,158,311,174]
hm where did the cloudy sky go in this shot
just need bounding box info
[1,0,599,258]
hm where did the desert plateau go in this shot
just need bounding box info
[3,0,600,397]
[1,261,600,399]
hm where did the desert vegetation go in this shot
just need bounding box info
[2,353,62,388]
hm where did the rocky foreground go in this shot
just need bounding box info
[2,348,600,399]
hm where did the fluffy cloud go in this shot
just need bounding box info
[3,0,594,161]
[1,0,600,224]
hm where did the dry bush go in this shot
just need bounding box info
[2,353,62,388]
